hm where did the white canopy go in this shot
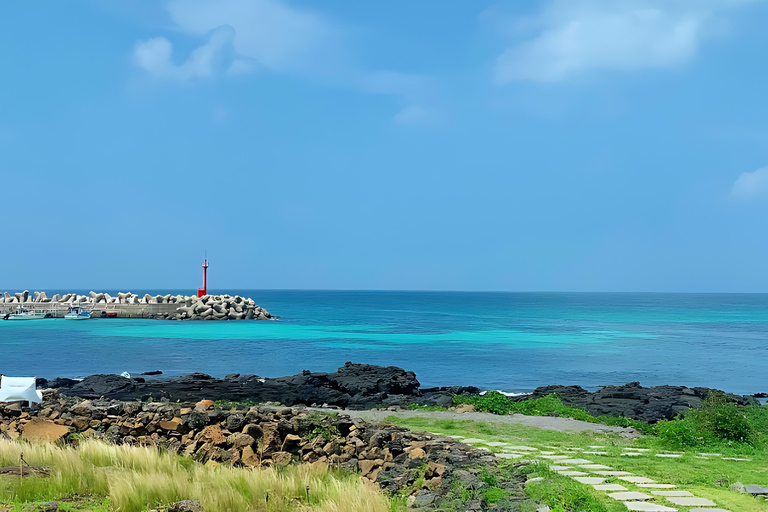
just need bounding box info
[0,376,43,404]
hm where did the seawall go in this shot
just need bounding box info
[0,291,274,320]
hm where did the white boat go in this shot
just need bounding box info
[64,305,91,320]
[3,305,47,320]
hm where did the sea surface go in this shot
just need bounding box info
[1,291,767,395]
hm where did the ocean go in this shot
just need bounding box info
[1,291,767,395]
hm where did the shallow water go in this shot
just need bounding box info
[1,291,767,394]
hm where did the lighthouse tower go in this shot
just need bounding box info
[197,258,209,298]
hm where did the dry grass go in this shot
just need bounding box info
[0,439,391,512]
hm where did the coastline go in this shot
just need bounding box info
[31,362,761,424]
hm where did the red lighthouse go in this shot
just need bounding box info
[198,258,209,298]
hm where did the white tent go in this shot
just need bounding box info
[0,376,43,404]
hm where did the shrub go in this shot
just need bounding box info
[656,391,759,448]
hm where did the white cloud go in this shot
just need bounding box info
[494,0,753,84]
[131,0,437,124]
[731,167,768,201]
[133,25,235,81]
[165,0,342,75]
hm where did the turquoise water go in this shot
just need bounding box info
[1,291,767,394]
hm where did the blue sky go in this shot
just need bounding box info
[2,0,768,292]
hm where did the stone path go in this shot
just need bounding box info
[433,434,749,511]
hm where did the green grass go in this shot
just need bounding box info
[406,404,448,412]
[525,466,626,512]
[0,439,392,512]
[387,415,768,512]
[212,399,258,409]
[453,391,767,443]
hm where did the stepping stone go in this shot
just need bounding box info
[548,465,573,470]
[722,457,750,461]
[594,471,633,476]
[557,471,589,476]
[579,464,613,470]
[745,484,768,495]
[505,445,538,451]
[588,445,606,448]
[624,448,651,452]
[689,509,731,512]
[619,476,656,484]
[540,455,570,460]
[559,458,593,464]
[539,451,557,455]
[665,497,716,507]
[655,454,682,458]
[698,452,721,456]
[572,477,605,485]
[651,491,693,497]
[462,438,489,444]
[623,503,677,511]
[496,453,522,459]
[594,484,628,491]
[486,442,507,447]
[637,484,676,489]
[621,452,645,456]
[449,435,464,439]
[608,492,653,501]
[526,477,544,485]
[583,451,609,455]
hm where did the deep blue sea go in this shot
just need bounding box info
[1,291,767,395]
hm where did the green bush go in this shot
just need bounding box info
[656,391,760,448]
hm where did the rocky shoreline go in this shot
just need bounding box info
[39,362,761,423]
[2,362,765,511]
[0,390,531,511]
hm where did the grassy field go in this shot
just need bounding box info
[388,415,768,512]
[0,439,391,512]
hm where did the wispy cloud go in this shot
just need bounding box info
[131,0,433,124]
[492,0,754,84]
[133,25,236,82]
[731,167,768,202]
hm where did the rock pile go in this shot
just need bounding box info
[0,394,530,511]
[526,381,759,422]
[173,294,272,321]
[47,363,477,410]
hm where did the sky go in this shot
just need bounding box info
[1,0,768,292]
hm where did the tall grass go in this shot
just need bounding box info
[0,439,391,512]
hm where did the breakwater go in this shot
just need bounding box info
[0,291,274,320]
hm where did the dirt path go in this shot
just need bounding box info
[303,408,640,437]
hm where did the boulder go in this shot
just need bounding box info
[57,363,423,409]
[528,382,756,423]
[22,418,73,443]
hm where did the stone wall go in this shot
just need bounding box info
[0,392,530,511]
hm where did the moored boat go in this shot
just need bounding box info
[3,305,47,320]
[64,305,91,320]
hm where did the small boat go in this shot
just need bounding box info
[64,305,91,320]
[3,305,47,320]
